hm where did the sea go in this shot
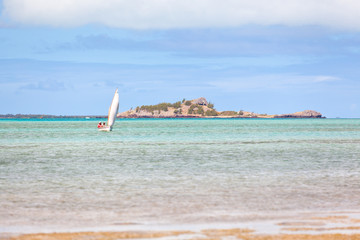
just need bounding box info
[1,118,360,233]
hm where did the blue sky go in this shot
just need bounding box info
[0,0,359,117]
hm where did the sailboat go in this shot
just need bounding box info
[98,89,119,132]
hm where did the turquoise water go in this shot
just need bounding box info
[1,118,360,230]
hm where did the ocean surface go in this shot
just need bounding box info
[1,118,360,232]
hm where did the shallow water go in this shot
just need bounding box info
[1,118,360,231]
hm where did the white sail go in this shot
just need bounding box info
[99,89,119,132]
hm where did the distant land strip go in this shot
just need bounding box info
[0,97,324,119]
[0,114,107,119]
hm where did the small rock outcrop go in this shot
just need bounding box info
[275,110,323,118]
[192,97,208,106]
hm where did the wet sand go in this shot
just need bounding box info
[4,230,360,240]
[3,213,360,240]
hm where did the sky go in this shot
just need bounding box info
[0,0,359,117]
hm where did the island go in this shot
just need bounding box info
[118,97,323,119]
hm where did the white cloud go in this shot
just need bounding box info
[313,76,340,82]
[350,103,357,111]
[2,0,360,30]
[209,74,341,92]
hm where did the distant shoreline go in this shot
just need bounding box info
[0,114,329,119]
[0,114,107,119]
[0,97,326,119]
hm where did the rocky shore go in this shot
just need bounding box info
[118,97,324,119]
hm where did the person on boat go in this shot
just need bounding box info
[97,122,102,128]
[102,122,106,126]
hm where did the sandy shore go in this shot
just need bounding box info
[4,229,360,240]
[3,213,360,240]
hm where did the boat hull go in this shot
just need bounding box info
[98,126,112,132]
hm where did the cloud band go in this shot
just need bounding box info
[2,0,360,30]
